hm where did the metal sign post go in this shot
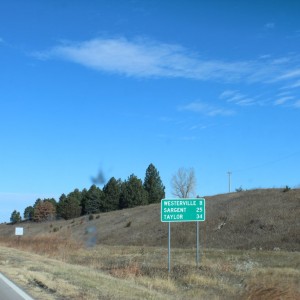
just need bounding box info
[161,198,205,272]
[196,221,200,267]
[15,227,23,246]
[168,222,171,273]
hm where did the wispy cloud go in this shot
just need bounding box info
[0,37,8,46]
[180,136,197,141]
[264,22,275,30]
[219,90,256,106]
[274,96,294,106]
[292,100,300,108]
[179,101,235,117]
[276,69,300,80]
[288,80,300,88]
[189,124,211,131]
[287,30,300,39]
[280,79,300,90]
[32,36,300,85]
[33,37,257,81]
[33,37,300,113]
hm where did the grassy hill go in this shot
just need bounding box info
[0,189,299,299]
[1,188,299,251]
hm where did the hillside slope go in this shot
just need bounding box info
[1,189,299,251]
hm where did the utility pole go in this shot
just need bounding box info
[227,171,232,193]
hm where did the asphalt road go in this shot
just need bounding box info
[0,273,34,300]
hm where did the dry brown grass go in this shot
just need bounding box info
[0,237,299,299]
[1,188,298,252]
[0,189,299,299]
[0,234,81,260]
[242,266,300,300]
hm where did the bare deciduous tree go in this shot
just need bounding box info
[171,167,196,198]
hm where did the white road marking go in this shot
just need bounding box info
[0,272,34,300]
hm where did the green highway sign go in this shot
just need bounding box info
[161,198,205,222]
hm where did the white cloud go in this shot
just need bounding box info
[189,124,210,131]
[264,22,275,29]
[180,136,197,141]
[219,90,255,106]
[286,30,300,39]
[0,37,7,46]
[259,54,272,60]
[280,79,300,90]
[32,37,261,82]
[274,96,294,106]
[271,57,291,65]
[276,69,300,81]
[289,80,300,88]
[180,101,235,117]
[293,100,300,108]
[219,90,237,99]
[277,91,292,97]
[33,37,300,86]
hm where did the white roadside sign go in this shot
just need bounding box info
[15,227,24,236]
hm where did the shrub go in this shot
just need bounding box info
[235,186,244,192]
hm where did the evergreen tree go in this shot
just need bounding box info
[85,185,103,214]
[24,206,34,221]
[57,192,81,220]
[80,188,88,215]
[143,163,165,204]
[102,177,122,211]
[33,198,42,208]
[120,174,148,209]
[57,193,67,218]
[10,210,21,224]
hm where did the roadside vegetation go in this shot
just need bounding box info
[0,237,299,299]
[9,163,166,224]
[1,187,299,299]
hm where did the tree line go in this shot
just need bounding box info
[10,163,165,223]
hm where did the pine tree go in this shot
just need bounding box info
[10,210,22,224]
[85,184,103,214]
[57,192,82,220]
[24,206,34,221]
[80,188,88,215]
[120,174,148,209]
[102,177,122,211]
[143,163,165,204]
[57,193,67,218]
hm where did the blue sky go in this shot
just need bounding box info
[1,0,300,222]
